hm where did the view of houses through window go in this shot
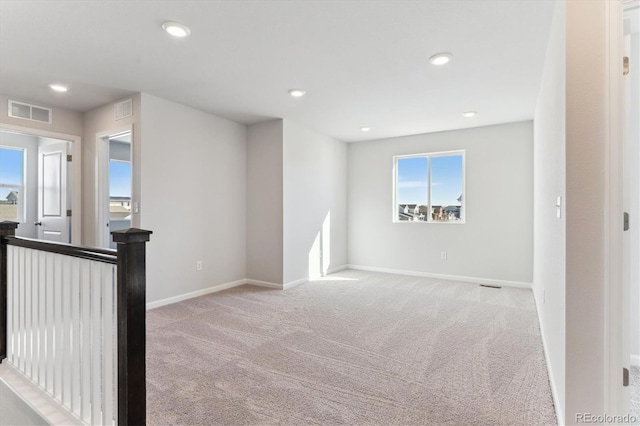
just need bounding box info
[0,146,25,222]
[395,151,464,222]
[109,159,132,220]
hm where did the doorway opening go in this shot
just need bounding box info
[97,128,132,249]
[0,129,76,243]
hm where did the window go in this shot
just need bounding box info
[394,150,464,223]
[0,147,26,222]
[109,159,132,220]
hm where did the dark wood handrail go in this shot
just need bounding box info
[5,236,117,264]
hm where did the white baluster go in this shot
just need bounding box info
[53,253,63,402]
[24,247,32,379]
[45,251,54,394]
[38,250,46,386]
[91,262,103,425]
[71,257,81,416]
[7,246,14,363]
[81,258,91,422]
[102,263,115,425]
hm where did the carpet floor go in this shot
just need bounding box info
[146,269,557,425]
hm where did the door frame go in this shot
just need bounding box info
[0,123,82,245]
[95,125,133,248]
[606,0,630,417]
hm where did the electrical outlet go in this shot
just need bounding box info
[440,252,447,261]
[196,260,203,271]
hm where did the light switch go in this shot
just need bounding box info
[556,196,562,219]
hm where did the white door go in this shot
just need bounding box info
[37,141,68,242]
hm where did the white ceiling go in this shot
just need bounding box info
[0,0,556,142]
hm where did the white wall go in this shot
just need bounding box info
[140,93,247,304]
[532,0,566,421]
[0,94,83,137]
[348,121,533,285]
[246,120,284,285]
[83,95,141,246]
[0,131,38,239]
[565,0,609,421]
[109,140,131,162]
[0,95,83,242]
[282,120,347,284]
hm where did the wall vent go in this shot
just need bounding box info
[8,100,52,124]
[114,99,133,121]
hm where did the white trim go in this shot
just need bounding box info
[533,290,565,425]
[245,279,283,289]
[347,264,532,289]
[392,149,465,224]
[146,279,246,310]
[283,277,308,290]
[326,265,348,275]
[632,354,640,367]
[246,267,350,291]
[95,125,133,249]
[7,100,52,124]
[0,364,82,425]
[605,0,627,416]
[0,124,82,244]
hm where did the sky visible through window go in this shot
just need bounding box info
[0,147,24,199]
[110,160,132,198]
[397,155,462,206]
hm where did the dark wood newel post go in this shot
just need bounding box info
[112,227,152,426]
[0,221,19,363]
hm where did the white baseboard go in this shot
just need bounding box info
[246,279,282,289]
[246,278,310,290]
[327,265,348,274]
[0,363,83,425]
[146,279,246,310]
[283,277,308,290]
[347,264,532,289]
[533,289,564,426]
[632,354,640,367]
[247,266,349,291]
[148,264,525,311]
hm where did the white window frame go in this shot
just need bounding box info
[393,149,465,224]
[0,145,27,223]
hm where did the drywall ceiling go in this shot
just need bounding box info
[0,1,556,142]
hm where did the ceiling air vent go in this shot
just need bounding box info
[114,99,132,121]
[8,100,52,124]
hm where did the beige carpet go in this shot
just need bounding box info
[146,269,557,425]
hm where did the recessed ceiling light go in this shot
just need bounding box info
[360,127,371,132]
[462,111,477,118]
[48,84,68,93]
[429,52,453,66]
[161,21,191,38]
[288,89,306,98]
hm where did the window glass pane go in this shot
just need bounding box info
[397,157,428,221]
[0,147,24,221]
[0,187,20,221]
[430,154,463,222]
[109,160,132,220]
[0,147,24,186]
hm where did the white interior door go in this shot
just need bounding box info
[37,141,68,242]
